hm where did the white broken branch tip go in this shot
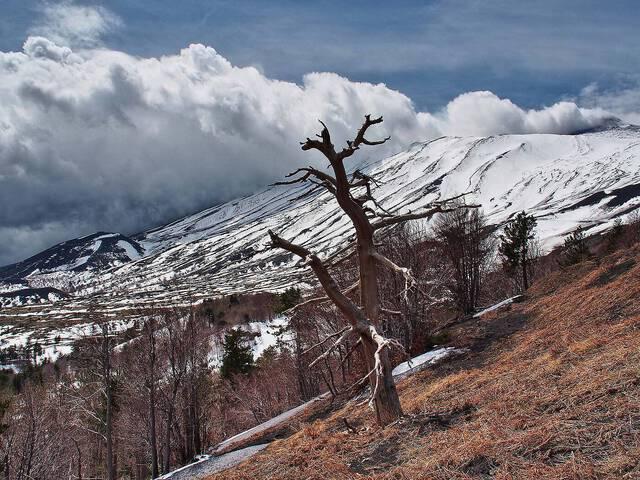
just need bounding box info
[308,326,354,368]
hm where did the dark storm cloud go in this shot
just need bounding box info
[0,4,630,266]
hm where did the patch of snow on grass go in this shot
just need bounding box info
[392,346,462,379]
[247,316,290,360]
[156,445,269,479]
[155,454,211,479]
[473,295,523,318]
[214,393,330,454]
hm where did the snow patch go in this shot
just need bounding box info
[246,316,290,360]
[214,393,330,454]
[156,445,269,479]
[392,346,463,378]
[473,295,523,318]
[117,240,142,260]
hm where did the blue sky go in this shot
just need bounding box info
[0,0,639,265]
[2,0,639,110]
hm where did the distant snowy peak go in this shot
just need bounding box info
[0,232,144,280]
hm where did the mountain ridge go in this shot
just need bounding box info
[2,125,640,312]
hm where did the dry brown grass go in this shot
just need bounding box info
[207,246,640,479]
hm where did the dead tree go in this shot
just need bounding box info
[268,115,473,425]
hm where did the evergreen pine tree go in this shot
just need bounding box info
[220,329,254,379]
[604,218,624,252]
[499,211,538,291]
[273,287,302,314]
[561,226,590,266]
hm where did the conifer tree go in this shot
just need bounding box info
[499,211,538,291]
[220,329,254,379]
[561,225,590,266]
[273,287,302,314]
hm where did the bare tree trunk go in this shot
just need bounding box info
[146,318,160,479]
[105,358,116,480]
[163,408,173,474]
[2,455,8,480]
[358,240,402,423]
[360,336,401,424]
[73,439,82,480]
[149,385,159,478]
[193,395,202,455]
[522,247,529,290]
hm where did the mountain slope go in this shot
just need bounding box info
[3,126,640,314]
[0,232,143,280]
[206,244,640,479]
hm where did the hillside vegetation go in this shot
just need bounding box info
[208,245,640,479]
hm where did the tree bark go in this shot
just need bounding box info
[147,319,159,478]
[163,407,173,474]
[357,236,402,422]
[73,439,82,480]
[360,335,401,425]
[149,384,158,478]
[105,353,115,480]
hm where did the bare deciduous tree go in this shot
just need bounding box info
[434,203,494,314]
[158,309,187,474]
[68,319,119,480]
[378,223,452,353]
[268,115,473,425]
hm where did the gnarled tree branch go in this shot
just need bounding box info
[338,115,391,161]
[271,166,337,187]
[373,193,479,230]
[301,120,337,159]
[371,251,419,302]
[283,281,359,314]
[268,230,369,331]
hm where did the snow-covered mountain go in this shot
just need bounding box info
[3,126,640,315]
[0,232,143,280]
[0,232,144,306]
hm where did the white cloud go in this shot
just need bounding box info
[22,36,79,62]
[437,91,612,136]
[28,1,122,48]
[0,38,623,265]
[576,80,640,125]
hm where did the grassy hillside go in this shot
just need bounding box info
[208,245,640,479]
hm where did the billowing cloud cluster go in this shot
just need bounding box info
[434,91,612,136]
[0,36,619,265]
